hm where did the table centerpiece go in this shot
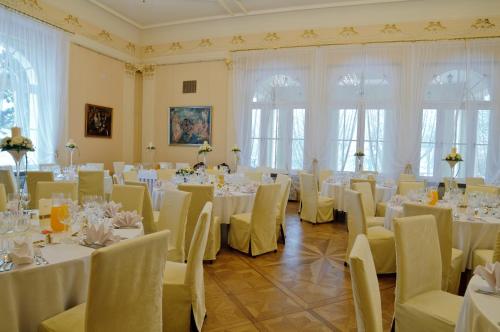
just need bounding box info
[198,141,213,166]
[65,139,78,168]
[354,150,365,173]
[444,147,463,191]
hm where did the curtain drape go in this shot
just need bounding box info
[0,6,68,165]
[232,39,500,182]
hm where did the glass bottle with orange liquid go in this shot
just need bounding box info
[427,187,439,206]
[50,193,69,232]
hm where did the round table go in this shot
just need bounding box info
[455,275,500,332]
[0,227,145,332]
[384,204,500,270]
[320,181,396,212]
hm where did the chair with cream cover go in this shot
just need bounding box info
[124,181,157,234]
[113,161,125,175]
[175,162,190,170]
[39,230,170,332]
[36,181,78,206]
[157,169,176,181]
[403,203,464,294]
[349,234,384,332]
[299,173,335,223]
[351,178,376,201]
[393,215,463,332]
[26,171,54,209]
[244,171,262,183]
[398,173,416,183]
[472,231,500,269]
[162,202,212,332]
[229,184,281,256]
[0,184,6,212]
[344,189,396,274]
[352,182,384,227]
[83,163,104,171]
[465,184,500,195]
[0,169,16,195]
[275,174,291,243]
[110,184,144,215]
[398,181,425,196]
[177,184,219,261]
[318,169,333,191]
[78,171,104,204]
[157,190,192,263]
[159,162,173,169]
[122,170,139,182]
[465,177,485,186]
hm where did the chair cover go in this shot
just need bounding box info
[465,177,485,186]
[318,170,333,191]
[0,169,16,195]
[398,173,416,183]
[110,185,144,215]
[393,215,463,332]
[157,169,176,181]
[158,190,192,262]
[352,182,385,227]
[398,181,425,196]
[124,181,157,234]
[349,234,383,332]
[40,231,170,332]
[345,189,396,274]
[83,163,104,171]
[78,171,104,204]
[26,171,54,209]
[0,184,6,212]
[472,231,500,268]
[113,161,125,175]
[299,173,334,223]
[228,184,281,256]
[465,185,500,195]
[175,162,190,170]
[244,171,262,182]
[275,174,291,242]
[162,202,212,332]
[351,178,376,201]
[37,181,78,205]
[159,162,173,169]
[122,171,139,182]
[177,184,219,261]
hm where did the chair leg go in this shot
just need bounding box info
[280,225,286,244]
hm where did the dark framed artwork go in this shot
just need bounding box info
[169,106,212,145]
[85,103,112,138]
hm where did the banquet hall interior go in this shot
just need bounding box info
[1,0,500,331]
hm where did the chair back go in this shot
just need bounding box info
[398,174,416,183]
[493,231,500,263]
[466,177,485,186]
[83,163,104,171]
[26,171,54,209]
[157,169,176,181]
[0,184,6,212]
[159,162,173,169]
[125,181,156,234]
[466,185,499,195]
[345,189,368,257]
[398,181,425,196]
[403,203,452,290]
[85,230,169,332]
[122,171,139,182]
[175,162,190,170]
[352,182,375,217]
[351,178,376,201]
[299,173,318,222]
[0,169,16,195]
[275,174,291,224]
[245,171,262,183]
[250,184,281,242]
[318,170,333,191]
[177,184,214,257]
[78,171,104,204]
[206,168,221,176]
[110,185,144,214]
[158,190,192,262]
[36,181,78,206]
[349,234,383,332]
[393,215,442,304]
[113,162,125,175]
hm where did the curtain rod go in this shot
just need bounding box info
[230,35,500,53]
[0,3,74,35]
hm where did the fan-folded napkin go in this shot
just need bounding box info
[9,239,34,264]
[84,223,120,247]
[103,201,122,218]
[113,211,142,229]
[474,262,500,291]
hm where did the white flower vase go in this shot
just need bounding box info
[68,148,75,167]
[446,160,460,191]
[355,156,364,173]
[234,152,240,171]
[202,152,207,166]
[8,150,27,194]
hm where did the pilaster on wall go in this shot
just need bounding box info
[141,65,156,164]
[122,63,136,163]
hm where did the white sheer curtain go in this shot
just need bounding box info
[0,6,68,165]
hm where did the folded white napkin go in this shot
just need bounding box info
[9,239,34,264]
[112,211,142,229]
[84,223,120,247]
[389,195,408,207]
[474,262,500,292]
[103,201,122,218]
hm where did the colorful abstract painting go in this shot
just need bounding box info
[169,106,212,145]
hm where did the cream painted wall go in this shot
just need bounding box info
[68,44,125,170]
[152,61,231,166]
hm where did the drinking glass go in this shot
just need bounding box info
[50,193,69,232]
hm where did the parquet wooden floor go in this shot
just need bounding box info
[203,202,396,331]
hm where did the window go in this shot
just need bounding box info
[250,74,306,170]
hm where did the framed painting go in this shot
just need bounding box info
[85,103,112,138]
[169,106,212,145]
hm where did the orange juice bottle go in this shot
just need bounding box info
[428,190,439,206]
[50,204,69,232]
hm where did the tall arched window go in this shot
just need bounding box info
[250,74,305,170]
[419,69,491,179]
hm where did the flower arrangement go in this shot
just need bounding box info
[354,151,365,157]
[176,167,195,177]
[0,130,34,152]
[65,139,78,150]
[444,147,463,161]
[146,142,156,151]
[231,145,241,153]
[198,141,213,155]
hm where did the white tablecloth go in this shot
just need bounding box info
[384,205,500,270]
[152,188,255,224]
[320,181,396,211]
[455,275,500,332]
[1,227,145,332]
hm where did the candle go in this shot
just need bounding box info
[11,127,21,137]
[67,139,75,145]
[451,147,457,154]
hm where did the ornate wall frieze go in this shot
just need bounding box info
[381,24,401,34]
[98,30,112,42]
[472,18,495,29]
[339,27,358,37]
[424,21,446,32]
[64,14,81,27]
[302,29,318,39]
[264,32,280,42]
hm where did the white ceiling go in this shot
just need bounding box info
[88,0,416,29]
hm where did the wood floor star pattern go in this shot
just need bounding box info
[203,202,396,331]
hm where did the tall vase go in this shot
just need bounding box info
[8,150,26,195]
[355,156,364,173]
[446,160,458,192]
[234,152,240,172]
[69,148,75,167]
[202,152,207,166]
